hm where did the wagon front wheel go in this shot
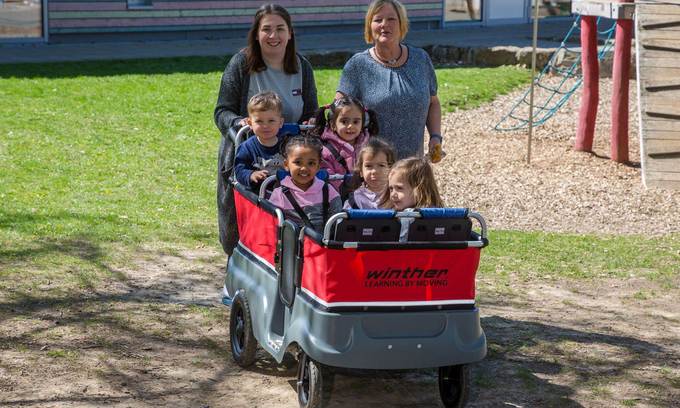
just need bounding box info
[229,291,257,367]
[297,352,332,408]
[438,364,470,408]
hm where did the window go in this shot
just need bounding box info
[0,0,43,39]
[445,0,482,22]
[127,0,152,9]
[532,0,573,18]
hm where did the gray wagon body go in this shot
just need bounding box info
[224,240,487,370]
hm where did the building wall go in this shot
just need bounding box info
[47,0,443,40]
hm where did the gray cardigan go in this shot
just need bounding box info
[214,50,318,134]
[214,51,317,255]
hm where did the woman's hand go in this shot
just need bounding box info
[425,95,444,162]
[427,138,446,163]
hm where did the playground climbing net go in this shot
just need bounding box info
[494,15,618,132]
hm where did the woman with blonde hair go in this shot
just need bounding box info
[337,0,443,160]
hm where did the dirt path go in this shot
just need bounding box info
[1,246,678,407]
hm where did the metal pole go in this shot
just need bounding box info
[527,0,540,164]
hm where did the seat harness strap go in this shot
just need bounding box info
[282,186,313,229]
[322,182,329,225]
[347,192,359,209]
[322,140,349,173]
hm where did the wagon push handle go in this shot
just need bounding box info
[397,208,487,242]
[468,211,487,241]
[322,209,488,246]
[231,125,251,152]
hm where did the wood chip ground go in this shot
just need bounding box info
[436,78,680,236]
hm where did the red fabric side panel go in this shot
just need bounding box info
[301,238,480,304]
[234,190,277,266]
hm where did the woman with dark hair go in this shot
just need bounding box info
[214,4,318,255]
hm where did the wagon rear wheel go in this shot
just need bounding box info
[438,364,470,408]
[297,352,333,408]
[229,291,257,367]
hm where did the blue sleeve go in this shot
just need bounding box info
[337,55,361,98]
[234,141,254,188]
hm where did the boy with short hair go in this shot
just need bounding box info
[234,91,286,190]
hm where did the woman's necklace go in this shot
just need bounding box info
[374,44,403,65]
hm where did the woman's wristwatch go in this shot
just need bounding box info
[429,133,442,144]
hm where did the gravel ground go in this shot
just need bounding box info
[436,78,680,236]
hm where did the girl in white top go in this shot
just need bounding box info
[343,138,396,209]
[379,157,444,241]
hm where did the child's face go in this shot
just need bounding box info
[247,109,283,146]
[360,151,390,193]
[332,105,363,144]
[284,146,320,191]
[388,171,416,211]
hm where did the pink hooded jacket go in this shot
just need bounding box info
[319,127,371,190]
[269,176,342,232]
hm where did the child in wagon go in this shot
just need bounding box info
[234,91,286,191]
[269,135,343,232]
[344,137,396,209]
[380,157,444,241]
[311,95,379,196]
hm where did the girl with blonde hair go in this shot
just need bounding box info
[380,157,443,210]
[380,157,444,242]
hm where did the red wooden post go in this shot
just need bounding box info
[610,1,633,163]
[575,16,599,152]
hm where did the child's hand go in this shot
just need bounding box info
[250,170,269,183]
[427,139,446,164]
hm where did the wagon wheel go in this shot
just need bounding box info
[229,291,257,367]
[438,364,470,408]
[297,352,333,408]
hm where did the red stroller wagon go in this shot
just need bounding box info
[221,124,488,408]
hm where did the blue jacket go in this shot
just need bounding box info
[234,135,285,190]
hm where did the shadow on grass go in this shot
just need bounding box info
[0,209,123,233]
[0,210,219,286]
[0,237,106,269]
[477,314,674,407]
[0,210,130,285]
[0,56,229,79]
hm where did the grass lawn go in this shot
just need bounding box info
[0,57,677,300]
